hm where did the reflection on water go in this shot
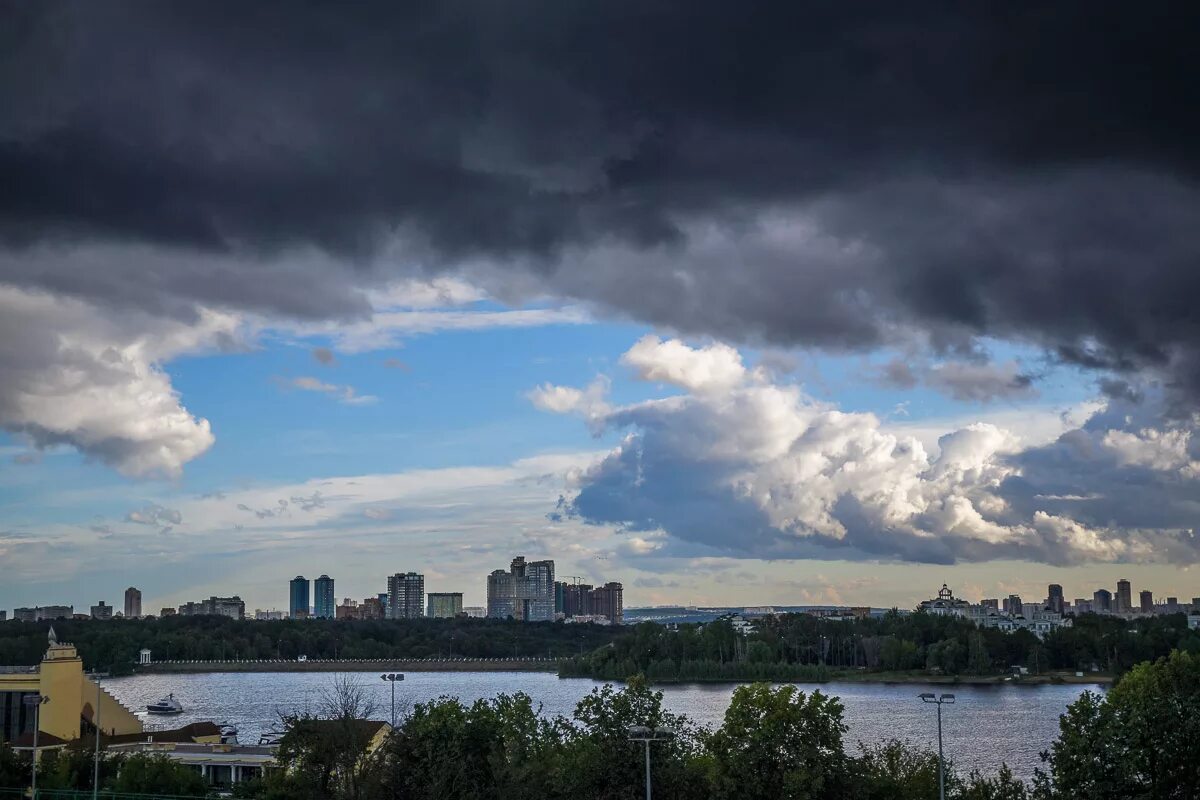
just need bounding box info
[104,671,1100,780]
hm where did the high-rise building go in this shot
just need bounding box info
[1116,579,1132,614]
[558,582,593,617]
[314,575,336,619]
[1047,584,1064,615]
[377,593,389,617]
[1139,590,1153,613]
[487,570,515,619]
[290,576,310,619]
[980,598,999,611]
[124,587,142,619]
[361,597,385,619]
[90,601,112,620]
[1094,588,1112,613]
[487,556,555,621]
[387,572,424,619]
[590,582,624,624]
[1073,598,1093,614]
[427,592,464,618]
[1003,594,1023,615]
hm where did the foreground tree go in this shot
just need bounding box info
[1035,650,1200,799]
[385,692,565,800]
[705,684,853,800]
[561,675,704,800]
[106,753,210,797]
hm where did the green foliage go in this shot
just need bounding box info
[385,692,566,800]
[705,684,852,799]
[0,744,27,789]
[0,616,622,671]
[562,609,1200,682]
[105,753,211,796]
[1036,650,1200,799]
[563,675,704,800]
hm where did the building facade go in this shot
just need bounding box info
[487,557,555,621]
[426,593,463,618]
[124,587,142,619]
[1047,584,1064,615]
[1139,590,1154,613]
[90,601,112,620]
[314,575,335,619]
[387,573,424,619]
[289,576,310,620]
[590,582,624,625]
[0,630,142,745]
[1116,579,1132,614]
[1093,589,1112,613]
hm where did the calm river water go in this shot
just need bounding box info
[104,672,1099,781]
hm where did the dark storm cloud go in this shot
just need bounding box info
[3,1,1200,391]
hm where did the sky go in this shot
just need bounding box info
[2,2,1200,614]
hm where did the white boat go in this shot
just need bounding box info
[146,694,184,714]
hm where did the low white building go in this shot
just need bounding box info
[1188,614,1200,630]
[920,584,1072,639]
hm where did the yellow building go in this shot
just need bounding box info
[0,628,142,746]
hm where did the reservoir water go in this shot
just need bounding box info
[104,671,1100,781]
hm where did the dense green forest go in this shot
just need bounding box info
[3,610,1197,682]
[561,611,1200,681]
[0,616,621,673]
[8,651,1198,799]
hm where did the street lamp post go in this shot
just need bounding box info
[380,673,404,727]
[24,694,50,799]
[918,693,955,800]
[627,726,674,800]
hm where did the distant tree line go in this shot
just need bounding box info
[2,610,1196,682]
[561,610,1200,681]
[0,616,622,673]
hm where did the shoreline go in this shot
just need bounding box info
[137,658,560,673]
[134,660,1112,686]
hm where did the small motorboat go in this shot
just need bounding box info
[146,694,184,714]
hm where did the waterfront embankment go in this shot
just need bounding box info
[137,657,560,673]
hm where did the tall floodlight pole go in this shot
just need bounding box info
[627,726,675,800]
[93,674,103,800]
[380,673,404,727]
[25,694,50,799]
[918,693,956,800]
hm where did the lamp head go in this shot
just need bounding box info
[939,694,956,704]
[918,693,936,702]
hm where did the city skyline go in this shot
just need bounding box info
[9,569,1194,624]
[5,5,1200,616]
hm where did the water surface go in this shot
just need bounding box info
[105,671,1099,781]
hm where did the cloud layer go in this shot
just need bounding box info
[3,3,1200,473]
[538,337,1200,566]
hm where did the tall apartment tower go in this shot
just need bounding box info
[487,556,555,621]
[1116,579,1132,614]
[487,570,515,619]
[590,582,624,624]
[1047,584,1064,615]
[314,575,336,619]
[1139,590,1154,613]
[426,592,464,618]
[1093,588,1113,613]
[290,576,310,619]
[387,572,425,619]
[124,587,142,619]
